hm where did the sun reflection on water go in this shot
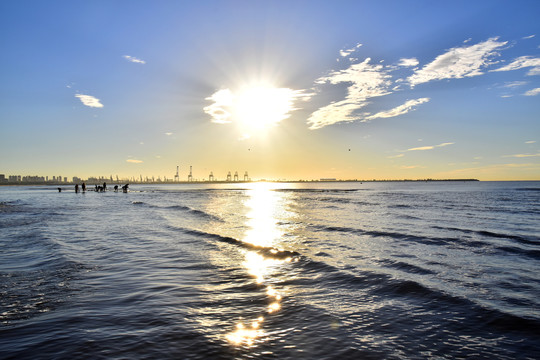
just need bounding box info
[226,183,294,347]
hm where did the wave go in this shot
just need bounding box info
[376,259,436,275]
[132,202,223,222]
[290,252,540,336]
[309,223,490,249]
[387,204,413,209]
[431,225,539,246]
[496,246,540,260]
[173,226,300,260]
[0,200,26,213]
[310,223,540,258]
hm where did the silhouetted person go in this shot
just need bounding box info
[82,182,86,192]
[122,184,129,193]
[103,182,107,192]
[114,185,118,192]
[75,184,79,193]
[58,188,62,192]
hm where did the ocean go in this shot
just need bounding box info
[1,181,539,359]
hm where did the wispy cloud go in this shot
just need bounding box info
[399,165,425,169]
[502,81,528,88]
[491,56,540,76]
[365,98,430,121]
[387,154,405,159]
[522,35,535,40]
[165,132,173,136]
[339,43,362,57]
[525,140,536,144]
[397,58,419,67]
[123,55,146,64]
[502,153,540,158]
[407,142,454,151]
[126,159,143,163]
[307,58,392,129]
[75,94,103,108]
[524,87,540,96]
[408,37,507,87]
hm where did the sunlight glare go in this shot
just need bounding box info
[204,84,311,138]
[226,321,262,346]
[235,86,295,133]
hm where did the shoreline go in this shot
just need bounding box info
[0,179,497,186]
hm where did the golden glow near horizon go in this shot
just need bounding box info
[226,184,291,347]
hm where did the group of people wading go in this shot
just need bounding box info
[60,182,129,193]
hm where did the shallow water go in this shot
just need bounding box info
[1,181,539,359]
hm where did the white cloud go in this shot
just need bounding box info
[204,89,234,124]
[340,43,362,57]
[522,35,535,40]
[525,140,536,144]
[491,56,540,76]
[407,142,454,151]
[123,55,146,64]
[397,58,419,67]
[165,132,173,136]
[387,154,405,159]
[307,100,367,129]
[524,87,540,96]
[126,159,143,163]
[408,37,507,86]
[307,58,392,129]
[75,94,103,108]
[364,98,430,121]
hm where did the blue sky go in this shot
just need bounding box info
[1,0,539,180]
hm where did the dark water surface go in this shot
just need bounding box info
[1,181,539,359]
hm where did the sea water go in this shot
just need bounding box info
[1,181,539,359]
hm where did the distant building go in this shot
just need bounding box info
[22,176,45,183]
[320,178,337,181]
[0,174,6,183]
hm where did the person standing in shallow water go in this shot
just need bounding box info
[75,184,79,193]
[82,182,86,192]
[103,182,107,192]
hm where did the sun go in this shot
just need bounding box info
[204,83,311,139]
[234,86,295,135]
